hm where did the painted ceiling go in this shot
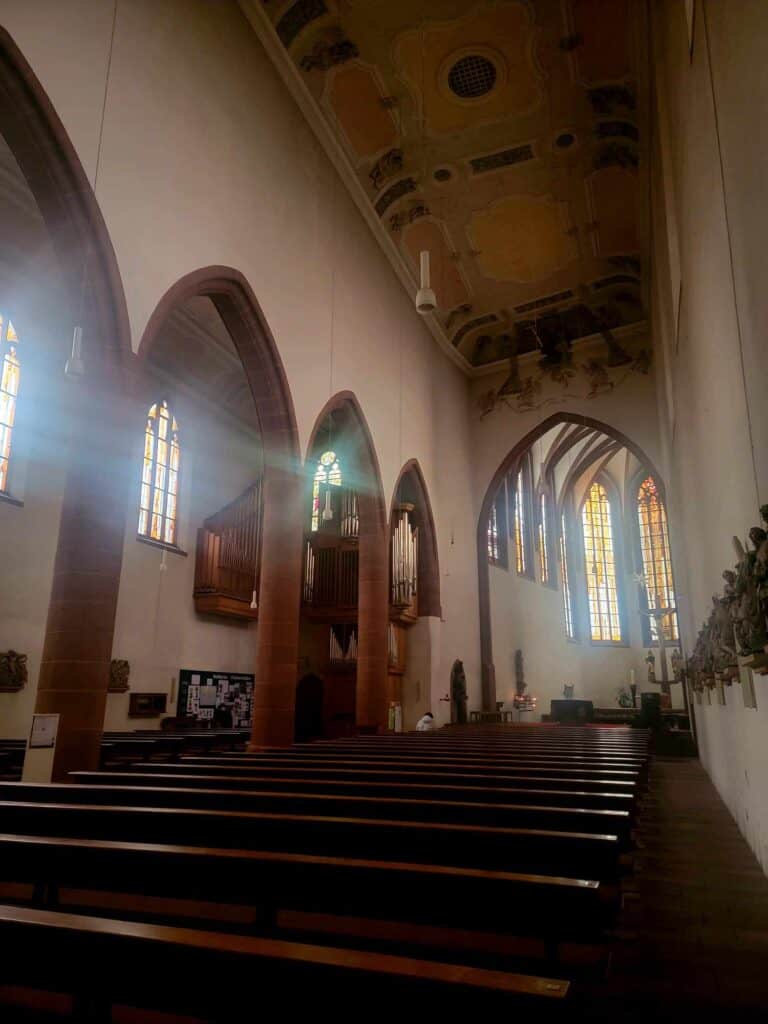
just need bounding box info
[253,0,647,371]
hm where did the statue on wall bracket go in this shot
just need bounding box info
[450,659,467,725]
[0,650,27,692]
[109,659,130,693]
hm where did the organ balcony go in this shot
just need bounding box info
[193,482,261,620]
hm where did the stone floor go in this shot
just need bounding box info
[581,757,768,1018]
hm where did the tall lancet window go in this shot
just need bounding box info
[487,501,500,562]
[139,399,180,545]
[0,315,20,494]
[514,469,527,575]
[538,492,550,584]
[311,450,342,532]
[582,482,623,642]
[560,513,575,639]
[637,476,678,641]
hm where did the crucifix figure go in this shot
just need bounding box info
[641,590,675,696]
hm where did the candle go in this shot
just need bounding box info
[629,669,636,685]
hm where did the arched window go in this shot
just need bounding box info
[582,481,623,642]
[311,450,342,532]
[0,315,20,494]
[138,399,180,545]
[487,501,500,562]
[637,476,678,641]
[538,492,550,584]
[486,485,508,567]
[559,513,575,639]
[513,468,527,575]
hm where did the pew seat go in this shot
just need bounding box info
[0,904,570,1016]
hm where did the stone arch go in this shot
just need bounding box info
[0,29,136,777]
[138,266,303,747]
[0,27,131,370]
[477,412,664,710]
[305,391,389,731]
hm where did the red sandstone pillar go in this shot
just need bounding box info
[249,462,303,748]
[356,499,389,732]
[34,357,132,780]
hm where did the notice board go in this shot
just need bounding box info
[177,669,254,727]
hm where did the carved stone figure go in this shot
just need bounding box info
[645,648,656,685]
[514,649,526,696]
[670,648,684,684]
[450,659,467,725]
[109,659,130,693]
[0,650,27,692]
[733,534,768,655]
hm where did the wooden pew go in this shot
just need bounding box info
[70,770,636,812]
[0,799,624,878]
[0,905,570,1015]
[177,753,643,783]
[128,760,641,796]
[0,833,613,957]
[0,782,633,844]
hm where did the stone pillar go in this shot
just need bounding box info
[356,498,389,732]
[34,357,132,780]
[249,462,303,748]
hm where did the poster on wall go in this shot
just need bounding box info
[177,669,254,728]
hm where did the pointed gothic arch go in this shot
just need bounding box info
[477,412,665,710]
[305,391,389,731]
[138,266,303,748]
[390,459,441,620]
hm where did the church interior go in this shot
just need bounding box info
[0,0,767,1017]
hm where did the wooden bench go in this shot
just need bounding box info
[0,904,570,1016]
[70,770,637,812]
[0,782,633,844]
[233,747,645,768]
[129,760,640,795]
[0,799,625,878]
[0,833,614,956]
[178,753,643,783]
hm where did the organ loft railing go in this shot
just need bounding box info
[390,502,418,623]
[194,480,262,619]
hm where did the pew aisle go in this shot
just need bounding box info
[0,725,652,1019]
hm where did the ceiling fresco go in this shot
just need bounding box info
[256,0,647,371]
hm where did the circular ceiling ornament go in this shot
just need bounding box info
[438,46,506,106]
[448,55,496,99]
[433,167,453,183]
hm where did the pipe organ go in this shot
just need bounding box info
[194,481,262,619]
[390,503,418,619]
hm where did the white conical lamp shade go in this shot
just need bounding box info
[415,250,436,314]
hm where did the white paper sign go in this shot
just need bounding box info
[29,713,59,749]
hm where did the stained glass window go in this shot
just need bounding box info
[138,400,180,545]
[582,482,623,642]
[560,513,575,639]
[637,476,678,641]
[487,501,499,562]
[311,450,342,532]
[514,469,527,575]
[538,492,549,583]
[0,315,20,494]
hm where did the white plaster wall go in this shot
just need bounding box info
[651,0,768,873]
[0,0,480,732]
[105,395,261,732]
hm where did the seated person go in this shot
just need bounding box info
[415,711,435,732]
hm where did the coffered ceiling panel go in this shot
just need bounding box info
[248,0,648,372]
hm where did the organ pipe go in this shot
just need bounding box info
[391,503,418,609]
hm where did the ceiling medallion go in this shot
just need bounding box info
[438,46,506,106]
